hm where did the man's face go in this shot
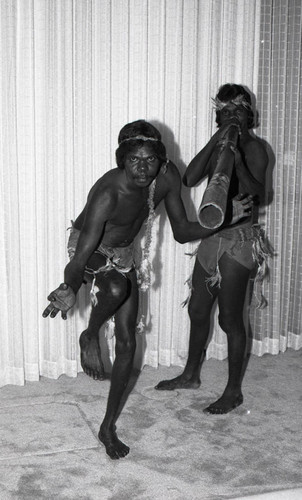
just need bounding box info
[124,144,161,187]
[220,102,248,128]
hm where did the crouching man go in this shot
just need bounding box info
[43,120,252,459]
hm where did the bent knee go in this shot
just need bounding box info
[99,274,129,301]
[110,280,128,300]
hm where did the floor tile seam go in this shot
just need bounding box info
[112,459,203,490]
[0,444,102,463]
[1,400,103,442]
[0,400,83,412]
[0,397,107,410]
[75,401,101,439]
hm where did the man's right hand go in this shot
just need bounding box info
[42,283,76,320]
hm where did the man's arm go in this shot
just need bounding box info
[64,188,115,294]
[43,186,115,319]
[183,122,239,188]
[183,134,217,187]
[163,163,251,244]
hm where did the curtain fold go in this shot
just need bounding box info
[1,0,300,387]
[250,0,302,355]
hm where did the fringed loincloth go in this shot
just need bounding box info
[67,226,135,306]
[185,221,274,308]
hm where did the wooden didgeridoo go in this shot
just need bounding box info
[197,124,239,229]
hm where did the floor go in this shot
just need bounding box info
[0,349,302,500]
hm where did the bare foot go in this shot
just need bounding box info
[155,374,201,391]
[204,392,243,414]
[98,426,130,460]
[79,330,105,380]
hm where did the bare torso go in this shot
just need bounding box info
[73,166,170,248]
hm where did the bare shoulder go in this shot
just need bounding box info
[154,161,182,203]
[159,161,181,186]
[166,160,181,176]
[85,169,120,216]
[244,135,268,162]
[87,169,120,202]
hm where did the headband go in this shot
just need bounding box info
[119,135,159,144]
[212,95,252,111]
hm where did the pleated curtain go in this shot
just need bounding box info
[1,0,300,388]
[250,0,302,355]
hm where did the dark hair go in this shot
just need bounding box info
[115,120,167,169]
[215,83,255,129]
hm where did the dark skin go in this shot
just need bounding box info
[43,140,252,459]
[155,103,268,414]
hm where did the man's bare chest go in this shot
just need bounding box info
[109,180,166,225]
[108,193,149,227]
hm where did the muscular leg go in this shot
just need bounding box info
[204,253,251,414]
[80,253,130,380]
[98,270,138,459]
[155,258,217,390]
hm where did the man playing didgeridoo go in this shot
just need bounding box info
[156,84,271,414]
[43,119,252,459]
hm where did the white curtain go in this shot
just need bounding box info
[4,0,298,388]
[250,0,302,355]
